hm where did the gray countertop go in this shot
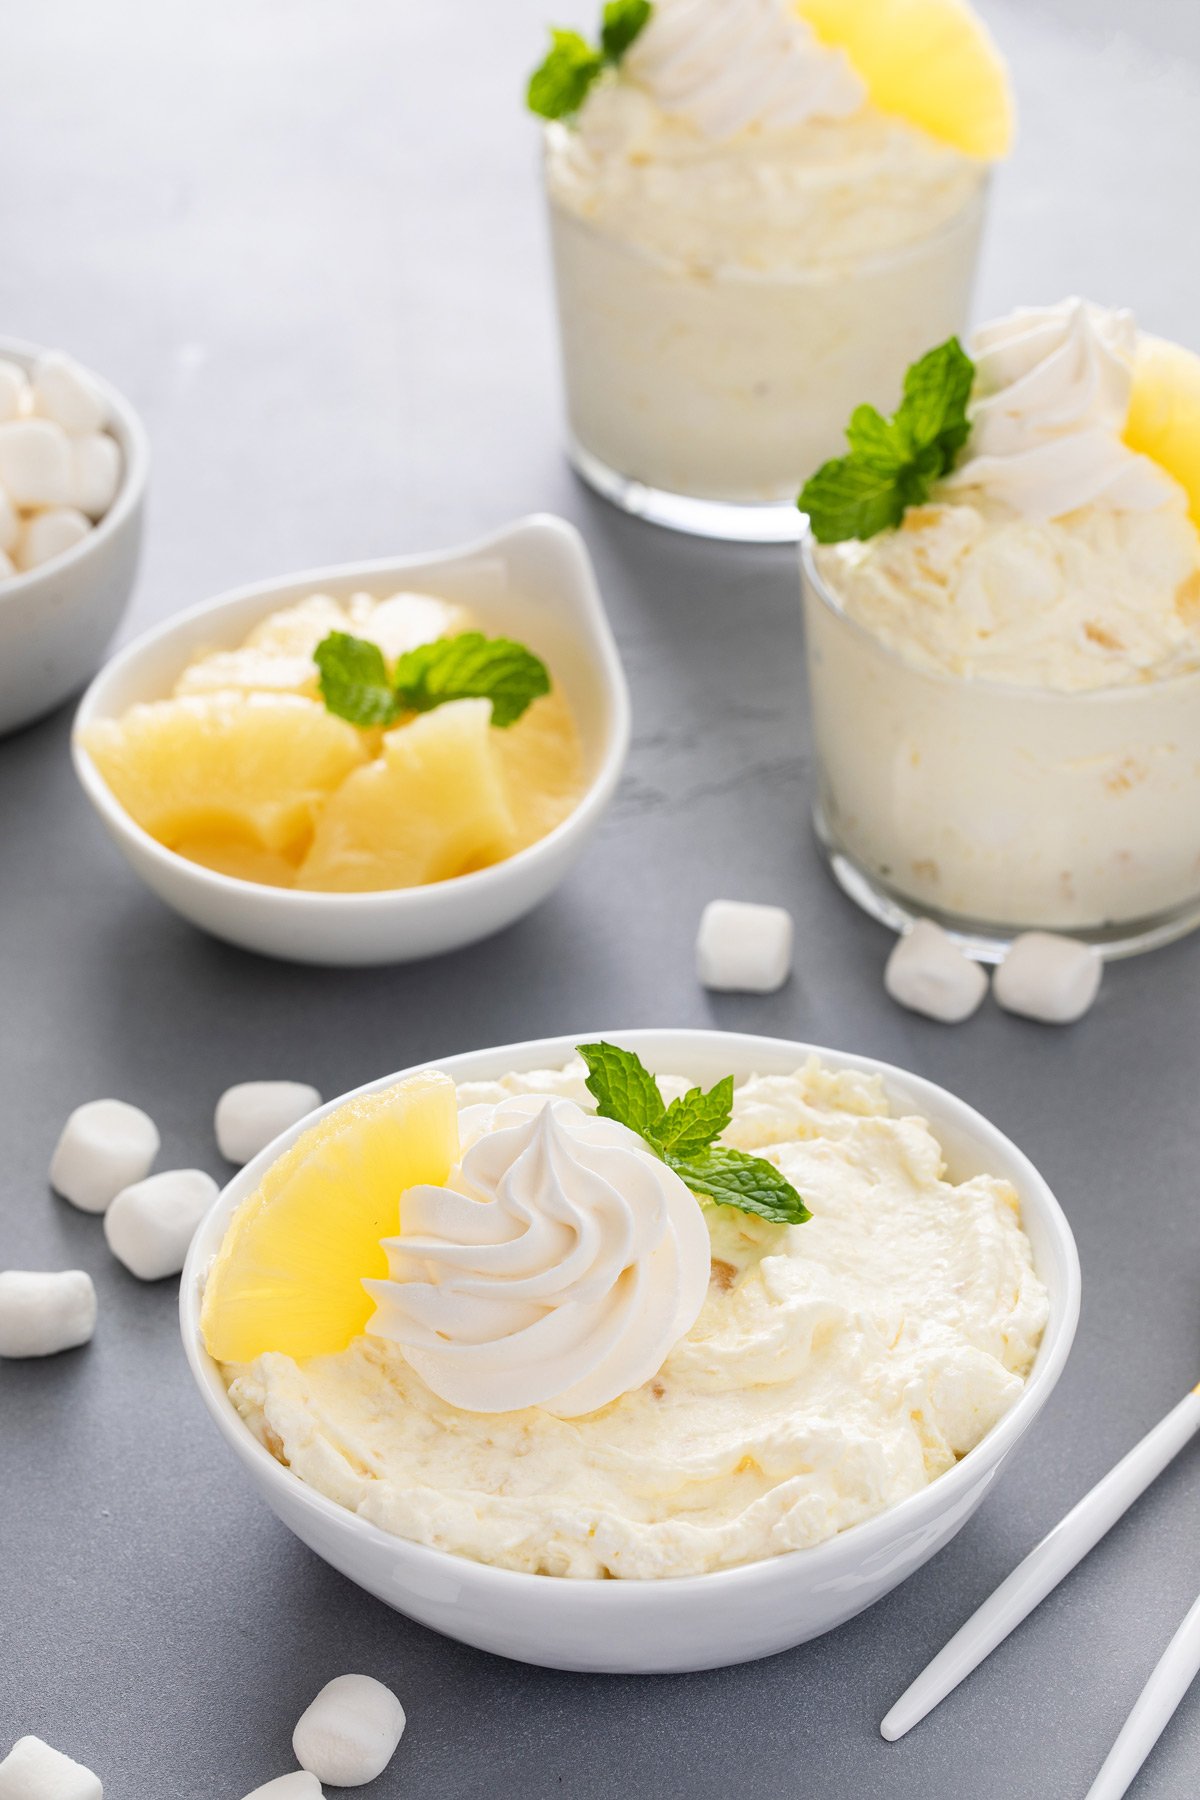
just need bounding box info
[2,3,1199,1795]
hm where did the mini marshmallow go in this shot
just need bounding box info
[994,932,1102,1024]
[696,899,793,994]
[68,432,121,518]
[241,1776,323,1800]
[50,1098,160,1214]
[0,1272,97,1359]
[293,1674,405,1788]
[216,1082,323,1165]
[0,483,18,554]
[0,1737,102,1798]
[14,507,91,573]
[31,351,107,436]
[104,1169,218,1281]
[0,419,72,508]
[0,360,28,423]
[885,920,988,1024]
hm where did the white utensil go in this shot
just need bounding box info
[1085,1588,1200,1799]
[882,1384,1200,1741]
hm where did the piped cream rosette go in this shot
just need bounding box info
[366,1095,712,1416]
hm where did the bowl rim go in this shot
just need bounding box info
[70,513,631,911]
[0,333,150,605]
[180,1027,1081,1601]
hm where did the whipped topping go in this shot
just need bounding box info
[624,0,864,141]
[365,1094,711,1416]
[946,300,1178,520]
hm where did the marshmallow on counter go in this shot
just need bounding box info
[14,507,91,573]
[885,920,988,1024]
[216,1082,323,1165]
[68,432,121,519]
[0,419,72,509]
[0,359,27,423]
[241,1776,323,1800]
[0,1272,97,1359]
[31,351,107,436]
[0,1737,102,1800]
[49,1098,160,1214]
[293,1674,405,1788]
[994,932,1103,1024]
[103,1170,218,1281]
[696,899,793,994]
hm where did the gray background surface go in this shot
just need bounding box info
[2,3,1199,1795]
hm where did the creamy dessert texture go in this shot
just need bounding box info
[541,0,997,508]
[225,1059,1047,1580]
[805,299,1200,933]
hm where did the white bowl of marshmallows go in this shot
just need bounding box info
[0,336,148,737]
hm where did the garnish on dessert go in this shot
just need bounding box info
[798,337,974,542]
[577,1041,811,1224]
[314,630,550,730]
[1125,336,1200,525]
[527,0,653,120]
[795,0,1013,159]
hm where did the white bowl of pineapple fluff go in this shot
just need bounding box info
[72,515,630,963]
[0,337,148,736]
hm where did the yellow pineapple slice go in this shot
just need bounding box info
[200,1071,459,1363]
[795,0,1014,160]
[173,647,321,700]
[174,835,299,888]
[82,692,368,858]
[492,688,586,853]
[1124,336,1200,526]
[296,698,516,892]
[242,593,349,658]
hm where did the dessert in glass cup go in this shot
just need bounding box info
[528,0,1009,541]
[799,299,1200,958]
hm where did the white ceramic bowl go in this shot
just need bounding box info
[0,336,148,737]
[72,515,630,965]
[181,1028,1080,1674]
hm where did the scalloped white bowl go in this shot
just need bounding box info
[181,1029,1080,1674]
[0,335,148,737]
[72,515,629,964]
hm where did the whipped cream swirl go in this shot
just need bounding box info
[366,1095,711,1416]
[623,0,864,142]
[946,299,1178,520]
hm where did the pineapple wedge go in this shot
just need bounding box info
[83,692,368,858]
[201,1070,459,1363]
[1125,336,1200,527]
[296,698,516,891]
[493,688,586,854]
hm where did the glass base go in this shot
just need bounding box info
[813,806,1200,963]
[569,438,804,544]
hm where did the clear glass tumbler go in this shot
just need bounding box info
[545,158,989,544]
[801,534,1200,959]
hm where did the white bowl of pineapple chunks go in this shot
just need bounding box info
[72,515,630,964]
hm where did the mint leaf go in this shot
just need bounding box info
[665,1146,812,1226]
[798,336,975,543]
[391,633,549,728]
[578,1041,666,1139]
[649,1077,734,1158]
[600,0,652,60]
[575,1043,809,1228]
[527,28,605,119]
[527,3,653,120]
[314,632,402,728]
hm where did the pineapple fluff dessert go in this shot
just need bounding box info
[82,591,584,892]
[800,301,1200,935]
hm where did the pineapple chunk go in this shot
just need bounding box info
[174,835,299,887]
[346,590,472,660]
[1125,336,1200,527]
[83,692,368,858]
[296,698,516,891]
[492,687,586,853]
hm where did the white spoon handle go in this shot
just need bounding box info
[1085,1588,1200,1800]
[881,1386,1200,1742]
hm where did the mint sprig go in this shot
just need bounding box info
[578,1042,810,1227]
[314,631,550,731]
[527,1,653,120]
[798,337,976,544]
